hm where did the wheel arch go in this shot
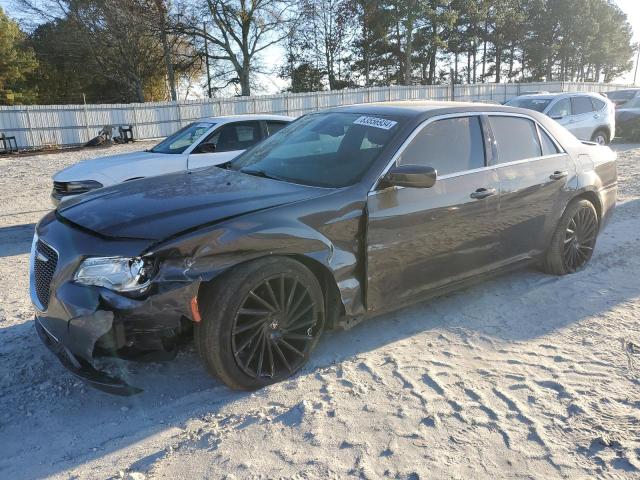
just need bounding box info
[195,253,347,329]
[571,189,602,222]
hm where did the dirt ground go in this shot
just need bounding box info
[0,141,639,480]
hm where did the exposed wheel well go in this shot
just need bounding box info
[287,255,345,329]
[198,254,345,330]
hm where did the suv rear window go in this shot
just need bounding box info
[571,96,594,115]
[489,116,541,164]
[591,98,606,111]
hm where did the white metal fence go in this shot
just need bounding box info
[0,81,633,149]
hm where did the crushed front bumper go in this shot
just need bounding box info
[35,316,142,396]
[31,212,200,396]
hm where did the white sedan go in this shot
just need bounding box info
[51,114,293,205]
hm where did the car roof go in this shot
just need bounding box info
[198,114,294,123]
[326,100,520,118]
[511,92,603,101]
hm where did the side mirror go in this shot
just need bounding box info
[550,114,564,120]
[194,143,216,154]
[382,164,437,189]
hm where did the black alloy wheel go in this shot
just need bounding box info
[232,273,320,380]
[195,256,324,390]
[562,204,598,272]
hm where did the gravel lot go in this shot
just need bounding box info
[1,141,639,479]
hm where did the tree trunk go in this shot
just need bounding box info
[240,60,251,96]
[495,47,501,83]
[135,79,145,102]
[473,40,477,83]
[154,0,176,101]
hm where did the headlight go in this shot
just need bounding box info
[74,256,155,292]
[57,180,103,194]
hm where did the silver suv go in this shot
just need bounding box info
[505,92,615,145]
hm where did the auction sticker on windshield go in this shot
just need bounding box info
[353,116,398,130]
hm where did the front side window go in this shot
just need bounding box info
[398,116,485,176]
[229,113,403,187]
[489,116,541,164]
[150,122,215,154]
[547,98,571,118]
[202,121,262,153]
[571,96,594,115]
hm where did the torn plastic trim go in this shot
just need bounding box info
[35,316,142,396]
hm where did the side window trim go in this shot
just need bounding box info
[370,111,567,193]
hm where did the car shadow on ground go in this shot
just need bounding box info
[1,199,639,479]
[610,140,640,153]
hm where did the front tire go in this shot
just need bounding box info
[542,199,599,275]
[195,257,325,390]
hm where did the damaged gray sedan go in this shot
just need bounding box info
[31,102,617,395]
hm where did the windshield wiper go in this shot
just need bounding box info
[240,168,286,182]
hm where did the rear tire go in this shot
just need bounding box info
[591,129,609,145]
[542,199,599,275]
[195,257,324,390]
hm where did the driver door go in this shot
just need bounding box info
[365,115,501,311]
[188,121,263,170]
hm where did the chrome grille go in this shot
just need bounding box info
[33,240,58,309]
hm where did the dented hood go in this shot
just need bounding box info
[57,167,329,240]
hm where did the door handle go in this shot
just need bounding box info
[470,187,497,200]
[549,171,568,180]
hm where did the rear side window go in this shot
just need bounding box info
[398,116,485,176]
[591,98,606,111]
[266,121,288,136]
[539,128,560,156]
[489,116,541,164]
[571,96,594,115]
[548,98,571,118]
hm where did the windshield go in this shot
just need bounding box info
[606,90,637,101]
[505,97,552,112]
[228,112,403,188]
[151,122,215,154]
[621,97,640,109]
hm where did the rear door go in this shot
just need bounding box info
[188,121,263,170]
[366,114,501,311]
[487,114,574,261]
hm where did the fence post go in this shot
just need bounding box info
[24,107,35,149]
[285,94,289,116]
[132,103,139,139]
[82,93,91,143]
[175,101,182,127]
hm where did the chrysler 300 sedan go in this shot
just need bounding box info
[31,101,617,395]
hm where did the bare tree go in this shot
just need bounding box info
[176,0,293,96]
